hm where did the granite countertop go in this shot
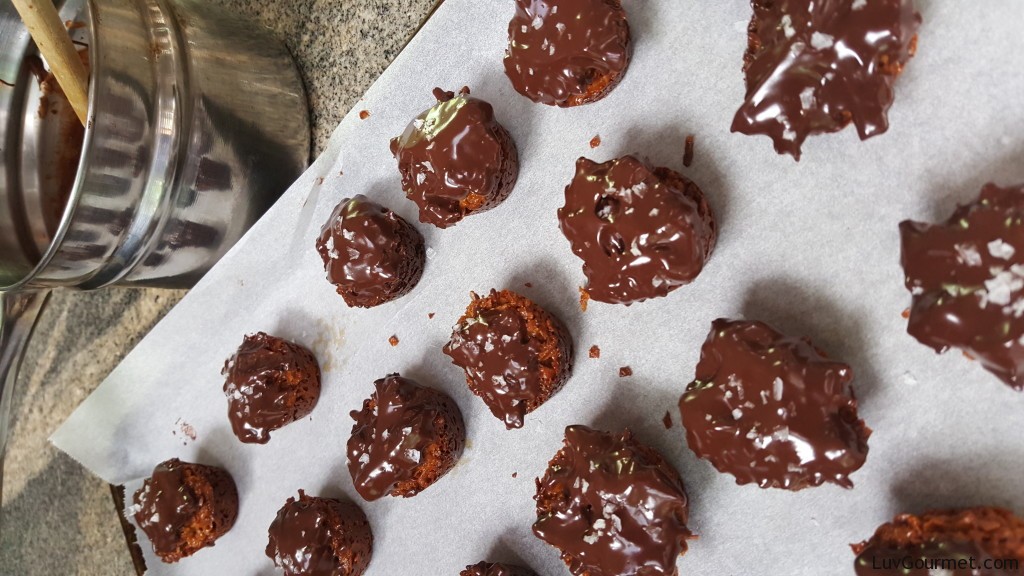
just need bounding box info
[0,0,436,572]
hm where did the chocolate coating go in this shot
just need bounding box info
[901,183,1024,390]
[132,459,238,563]
[731,0,921,159]
[390,88,518,229]
[461,562,538,576]
[443,289,574,429]
[678,319,870,490]
[503,0,631,107]
[558,155,716,305]
[315,194,425,308]
[222,332,321,444]
[852,508,1024,575]
[533,425,692,576]
[266,491,373,576]
[347,374,465,500]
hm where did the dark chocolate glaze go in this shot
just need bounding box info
[443,289,573,429]
[731,0,921,159]
[901,183,1024,390]
[503,0,631,107]
[347,374,465,500]
[390,88,518,229]
[132,459,237,561]
[316,195,425,308]
[558,155,716,305]
[133,459,200,559]
[265,491,373,576]
[852,508,1024,576]
[222,332,321,444]
[678,319,870,490]
[461,561,538,576]
[533,425,692,576]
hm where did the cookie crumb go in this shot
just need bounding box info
[512,472,518,478]
[359,110,371,120]
[589,345,601,359]
[683,134,696,167]
[388,335,400,347]
[901,307,910,319]
[428,312,435,319]
[619,366,633,378]
[579,287,590,311]
[590,135,602,148]
[662,411,672,429]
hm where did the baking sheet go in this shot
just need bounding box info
[51,1,1024,574]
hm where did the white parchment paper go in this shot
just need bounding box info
[52,1,1024,574]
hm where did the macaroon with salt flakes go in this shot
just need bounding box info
[900,183,1024,390]
[678,319,871,491]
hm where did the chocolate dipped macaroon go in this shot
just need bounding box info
[504,0,632,107]
[558,155,716,306]
[316,194,425,308]
[852,508,1024,575]
[732,0,921,159]
[266,491,373,576]
[443,289,573,429]
[347,374,465,500]
[533,425,693,576]
[223,332,321,444]
[391,87,518,228]
[131,458,238,563]
[461,562,538,576]
[901,183,1024,390]
[678,319,870,490]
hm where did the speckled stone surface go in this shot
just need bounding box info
[0,0,436,573]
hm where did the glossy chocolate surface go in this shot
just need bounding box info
[461,562,538,576]
[265,491,373,576]
[316,194,425,307]
[853,508,1024,576]
[443,289,572,429]
[533,425,691,576]
[390,88,518,228]
[901,183,1024,390]
[558,155,716,305]
[347,374,465,500]
[133,459,201,559]
[503,0,631,106]
[679,319,870,490]
[732,0,921,159]
[222,332,321,444]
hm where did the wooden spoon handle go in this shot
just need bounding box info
[11,0,89,126]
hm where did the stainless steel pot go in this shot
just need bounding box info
[0,0,310,509]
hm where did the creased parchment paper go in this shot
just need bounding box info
[51,1,1024,574]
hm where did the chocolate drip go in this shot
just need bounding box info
[503,0,631,106]
[533,425,691,576]
[558,155,716,305]
[315,195,425,308]
[222,332,321,444]
[732,0,921,159]
[265,491,373,576]
[901,183,1024,390]
[679,319,870,490]
[347,374,465,500]
[443,289,572,429]
[391,88,518,228]
[133,460,201,559]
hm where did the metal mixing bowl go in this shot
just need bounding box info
[0,0,310,512]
